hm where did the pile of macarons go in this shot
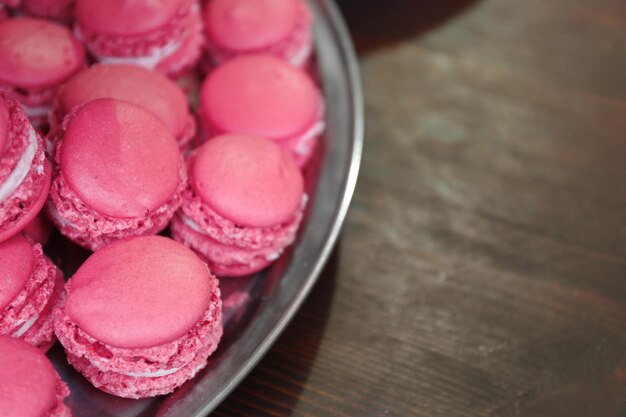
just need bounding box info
[0,0,323,408]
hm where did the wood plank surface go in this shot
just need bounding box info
[214,0,626,415]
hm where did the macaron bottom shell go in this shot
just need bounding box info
[65,329,221,399]
[0,158,50,243]
[0,238,62,351]
[171,213,276,277]
[21,269,64,351]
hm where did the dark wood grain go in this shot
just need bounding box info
[214,0,626,415]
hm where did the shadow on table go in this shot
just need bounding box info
[211,242,341,416]
[335,0,481,55]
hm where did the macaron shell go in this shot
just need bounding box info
[0,336,59,417]
[76,0,185,35]
[0,97,8,154]
[64,236,214,349]
[206,0,298,50]
[57,64,189,139]
[21,211,52,246]
[193,134,303,228]
[0,17,85,89]
[66,330,221,398]
[60,99,181,218]
[22,268,64,351]
[200,55,320,140]
[0,235,34,310]
[0,157,51,243]
[171,216,275,277]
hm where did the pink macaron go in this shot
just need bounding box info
[204,0,313,68]
[52,64,196,149]
[199,54,325,168]
[0,17,85,128]
[74,0,204,77]
[54,235,223,399]
[0,234,64,351]
[171,133,305,277]
[23,210,53,245]
[0,94,51,243]
[46,98,186,251]
[20,0,74,21]
[0,336,70,417]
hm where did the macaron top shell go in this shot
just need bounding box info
[76,0,186,36]
[0,17,85,89]
[0,336,59,417]
[193,134,303,228]
[60,99,181,218]
[57,64,189,139]
[0,98,8,154]
[0,235,34,310]
[200,55,319,140]
[206,0,298,50]
[64,236,214,349]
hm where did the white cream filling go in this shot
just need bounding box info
[181,213,204,233]
[21,103,51,118]
[0,126,38,203]
[95,38,183,70]
[266,252,281,261]
[74,24,184,70]
[289,41,313,67]
[45,200,77,229]
[293,119,325,156]
[12,314,40,337]
[89,356,185,378]
[123,366,184,378]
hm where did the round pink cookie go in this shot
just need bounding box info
[0,234,63,350]
[171,134,305,277]
[0,336,70,417]
[204,0,313,67]
[194,134,303,227]
[0,17,85,126]
[54,235,223,398]
[52,64,195,149]
[75,0,203,77]
[46,98,185,250]
[199,55,325,167]
[0,94,51,243]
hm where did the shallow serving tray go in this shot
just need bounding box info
[47,0,363,415]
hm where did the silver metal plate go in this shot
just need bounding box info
[48,1,363,415]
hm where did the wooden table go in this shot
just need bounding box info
[214,0,626,415]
